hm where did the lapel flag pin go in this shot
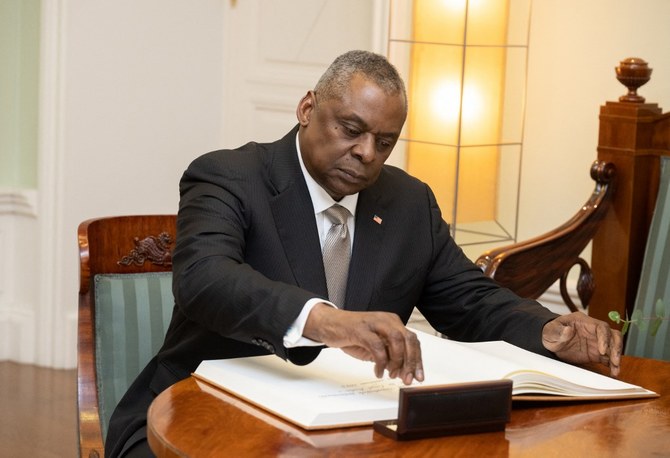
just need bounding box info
[373,215,383,225]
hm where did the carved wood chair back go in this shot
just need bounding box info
[476,160,616,313]
[77,215,177,458]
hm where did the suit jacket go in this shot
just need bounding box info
[106,125,558,456]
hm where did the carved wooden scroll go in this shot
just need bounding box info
[118,232,174,267]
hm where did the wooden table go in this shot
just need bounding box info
[147,356,670,457]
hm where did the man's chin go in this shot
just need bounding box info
[328,183,365,200]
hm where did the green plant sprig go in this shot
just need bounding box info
[608,298,669,336]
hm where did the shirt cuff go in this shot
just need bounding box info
[283,298,337,348]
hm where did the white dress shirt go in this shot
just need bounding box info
[283,134,358,347]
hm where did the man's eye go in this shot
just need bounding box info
[343,125,360,136]
[377,139,392,150]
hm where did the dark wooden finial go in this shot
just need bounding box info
[615,57,652,103]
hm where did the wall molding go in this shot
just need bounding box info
[0,189,37,217]
[0,188,39,363]
[33,0,74,368]
[0,306,35,362]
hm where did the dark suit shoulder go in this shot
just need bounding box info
[373,164,435,207]
[183,127,300,189]
[379,163,429,189]
[188,142,269,178]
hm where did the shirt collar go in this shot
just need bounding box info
[296,133,358,216]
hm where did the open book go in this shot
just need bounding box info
[193,330,657,430]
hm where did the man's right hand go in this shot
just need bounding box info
[303,303,424,385]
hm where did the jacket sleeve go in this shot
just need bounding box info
[171,150,320,363]
[417,183,559,357]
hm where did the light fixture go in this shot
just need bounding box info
[388,0,532,259]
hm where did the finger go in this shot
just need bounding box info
[594,321,623,376]
[558,324,575,344]
[341,346,374,362]
[411,360,424,384]
[383,332,423,385]
[363,334,390,379]
[542,319,574,351]
[598,353,611,367]
[609,329,623,377]
[401,332,423,385]
[595,322,611,357]
[550,320,569,343]
[365,316,407,379]
[343,342,389,379]
[383,330,409,379]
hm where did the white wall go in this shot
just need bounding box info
[520,0,670,241]
[2,0,670,367]
[28,0,225,367]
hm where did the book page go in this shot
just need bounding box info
[458,341,655,396]
[194,331,518,429]
[194,350,406,429]
[194,330,655,429]
[414,332,522,384]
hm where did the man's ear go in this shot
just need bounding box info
[296,91,316,127]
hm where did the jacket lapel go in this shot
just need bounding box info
[265,127,393,308]
[268,127,328,298]
[345,187,386,311]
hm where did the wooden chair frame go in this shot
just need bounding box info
[476,160,616,312]
[77,215,176,458]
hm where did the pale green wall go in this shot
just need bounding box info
[0,0,40,188]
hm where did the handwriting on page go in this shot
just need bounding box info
[319,379,404,398]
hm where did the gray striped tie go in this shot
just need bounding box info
[322,205,351,306]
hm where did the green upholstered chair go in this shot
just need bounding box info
[625,157,670,361]
[77,215,177,458]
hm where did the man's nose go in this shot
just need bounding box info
[352,134,376,163]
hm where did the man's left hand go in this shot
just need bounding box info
[542,312,622,376]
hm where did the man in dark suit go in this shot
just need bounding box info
[106,50,622,457]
